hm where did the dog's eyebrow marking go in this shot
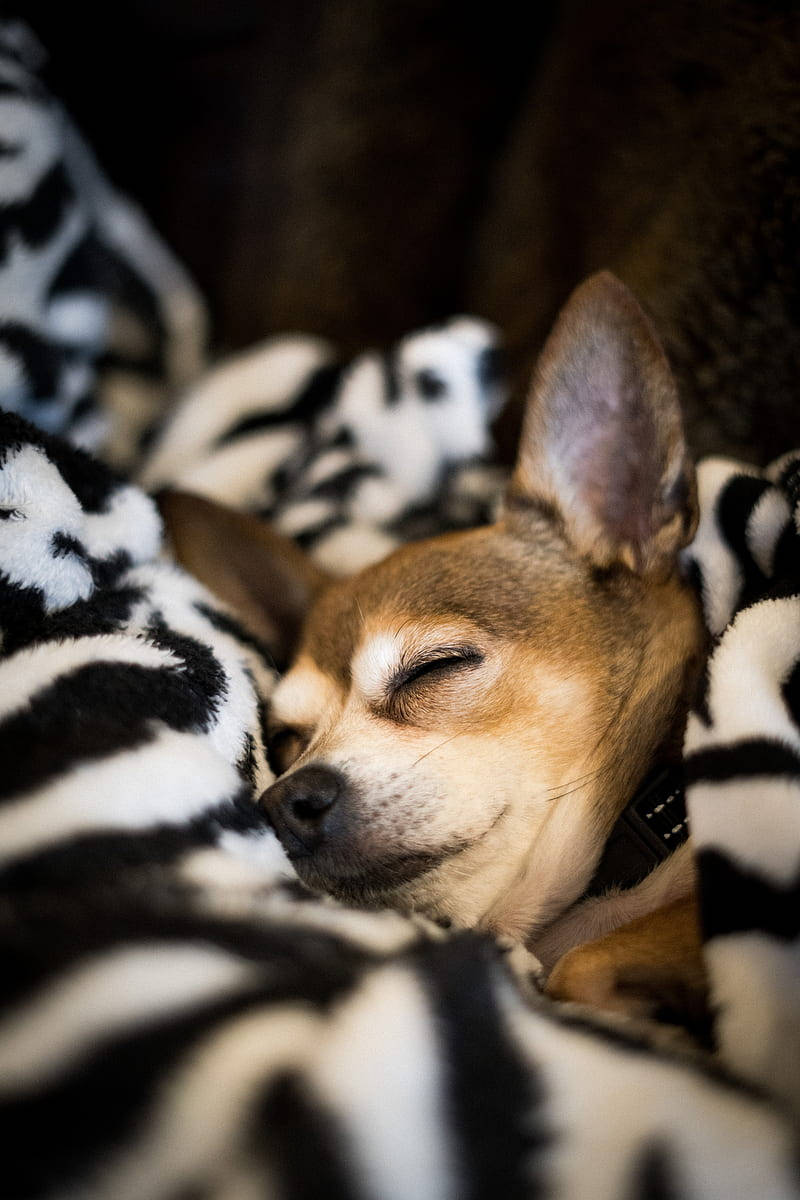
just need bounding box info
[353,622,487,706]
[269,661,338,726]
[352,632,404,706]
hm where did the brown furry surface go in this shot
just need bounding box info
[469,0,800,463]
[546,897,710,1039]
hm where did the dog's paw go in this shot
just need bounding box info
[495,934,546,994]
[545,899,711,1042]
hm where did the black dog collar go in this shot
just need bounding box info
[584,765,688,898]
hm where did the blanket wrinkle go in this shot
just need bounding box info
[0,21,206,467]
[683,455,800,1121]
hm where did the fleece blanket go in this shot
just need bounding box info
[0,20,206,468]
[2,17,799,1200]
[1,410,800,1200]
[139,316,507,575]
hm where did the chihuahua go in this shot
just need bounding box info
[162,271,709,1021]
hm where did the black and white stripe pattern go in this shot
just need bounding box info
[0,20,206,469]
[2,886,797,1200]
[683,452,800,1123]
[2,419,800,1195]
[0,410,278,894]
[140,318,507,574]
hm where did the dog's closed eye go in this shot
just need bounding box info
[389,647,484,695]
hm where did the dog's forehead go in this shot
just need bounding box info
[298,521,595,688]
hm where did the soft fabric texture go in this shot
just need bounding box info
[140,316,506,574]
[2,408,800,1199]
[0,21,206,468]
[683,453,800,1122]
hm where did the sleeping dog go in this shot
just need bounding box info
[162,271,709,1021]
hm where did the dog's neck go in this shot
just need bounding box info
[584,764,688,897]
[509,756,694,971]
[482,636,702,960]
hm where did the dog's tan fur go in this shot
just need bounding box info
[162,272,708,1016]
[264,513,701,951]
[546,896,708,1026]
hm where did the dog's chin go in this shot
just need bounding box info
[287,843,462,907]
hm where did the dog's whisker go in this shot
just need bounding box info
[536,763,608,796]
[542,779,600,806]
[530,761,614,806]
[409,732,461,768]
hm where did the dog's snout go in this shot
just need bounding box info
[260,764,343,855]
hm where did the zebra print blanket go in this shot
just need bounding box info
[0,20,206,469]
[139,318,506,576]
[1,404,799,1199]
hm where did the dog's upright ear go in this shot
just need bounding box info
[508,271,697,577]
[158,491,329,666]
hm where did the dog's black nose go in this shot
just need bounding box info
[260,764,343,855]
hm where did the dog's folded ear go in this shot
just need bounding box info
[507,271,697,577]
[158,491,329,667]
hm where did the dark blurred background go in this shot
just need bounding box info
[17,0,800,462]
[20,0,554,354]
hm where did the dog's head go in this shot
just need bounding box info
[163,273,704,944]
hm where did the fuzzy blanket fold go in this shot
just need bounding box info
[0,20,206,468]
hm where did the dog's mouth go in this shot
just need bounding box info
[284,805,510,904]
[262,761,512,906]
[289,842,467,902]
